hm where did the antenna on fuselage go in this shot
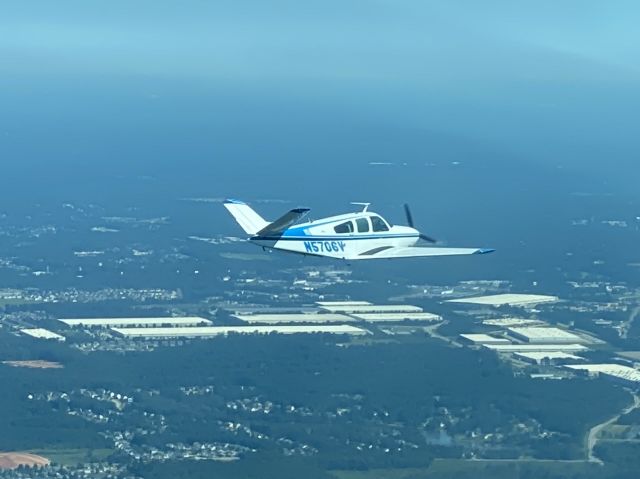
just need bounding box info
[351,202,371,212]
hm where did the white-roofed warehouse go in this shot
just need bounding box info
[318,304,423,314]
[447,294,559,307]
[508,327,587,344]
[459,334,511,345]
[59,317,212,328]
[483,343,588,353]
[21,328,65,341]
[348,312,441,323]
[566,364,640,386]
[232,313,355,324]
[514,351,583,365]
[316,301,372,306]
[112,324,369,339]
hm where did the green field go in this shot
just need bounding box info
[332,458,601,479]
[0,298,37,308]
[29,448,112,466]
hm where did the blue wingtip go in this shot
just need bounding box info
[475,248,496,255]
[224,198,246,205]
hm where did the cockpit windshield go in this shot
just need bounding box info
[370,215,390,232]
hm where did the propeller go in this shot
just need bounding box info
[403,203,437,243]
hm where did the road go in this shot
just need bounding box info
[619,305,640,339]
[587,392,640,464]
[423,321,462,347]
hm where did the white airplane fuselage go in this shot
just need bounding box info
[249,212,419,259]
[223,199,494,261]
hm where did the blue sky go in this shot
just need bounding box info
[3,1,639,79]
[0,1,637,280]
[1,1,639,185]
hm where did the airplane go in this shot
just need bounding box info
[223,199,494,261]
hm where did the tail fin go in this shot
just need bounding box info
[223,199,269,235]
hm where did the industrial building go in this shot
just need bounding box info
[565,364,640,386]
[459,334,511,345]
[514,351,583,365]
[482,318,546,327]
[348,312,441,323]
[379,326,424,336]
[618,351,640,362]
[483,343,588,353]
[59,317,212,328]
[316,301,372,306]
[20,328,65,341]
[112,324,370,339]
[229,306,319,315]
[233,313,356,324]
[447,294,559,307]
[508,327,586,344]
[318,304,423,314]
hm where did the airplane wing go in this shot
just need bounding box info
[256,208,311,237]
[354,246,495,260]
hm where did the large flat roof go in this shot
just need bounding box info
[319,304,423,314]
[618,351,640,361]
[483,343,588,352]
[566,364,640,383]
[315,301,372,306]
[233,313,355,324]
[112,325,370,338]
[229,306,319,315]
[447,294,559,307]
[349,312,441,322]
[508,327,584,343]
[482,318,547,327]
[459,334,511,345]
[514,351,583,361]
[59,317,212,327]
[20,328,65,341]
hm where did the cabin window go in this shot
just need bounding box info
[356,218,369,233]
[371,216,389,232]
[334,221,354,234]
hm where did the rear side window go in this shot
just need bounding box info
[371,216,389,232]
[334,221,354,234]
[356,218,369,233]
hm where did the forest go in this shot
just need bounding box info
[0,331,636,477]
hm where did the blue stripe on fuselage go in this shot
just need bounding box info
[251,234,419,241]
[281,215,366,237]
[282,226,309,237]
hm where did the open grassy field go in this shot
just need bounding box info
[2,360,63,369]
[332,458,601,479]
[29,448,112,466]
[0,298,36,308]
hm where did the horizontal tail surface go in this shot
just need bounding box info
[257,208,310,237]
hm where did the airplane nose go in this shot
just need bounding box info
[394,225,419,235]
